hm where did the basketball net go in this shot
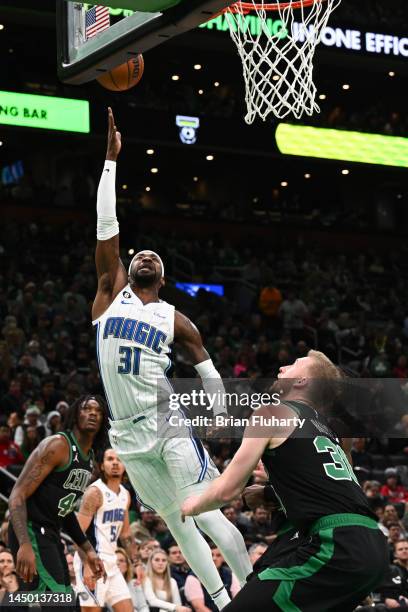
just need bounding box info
[224,0,341,123]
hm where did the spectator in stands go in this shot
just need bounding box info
[379,539,408,608]
[116,547,150,612]
[167,541,190,605]
[19,425,42,460]
[27,340,49,375]
[388,523,404,561]
[393,355,408,379]
[65,552,77,592]
[7,411,24,447]
[0,569,20,607]
[0,551,14,577]
[24,406,45,440]
[381,468,408,504]
[184,545,240,612]
[143,549,189,612]
[351,438,373,478]
[381,504,407,538]
[139,539,160,569]
[278,290,308,342]
[230,498,251,530]
[131,507,160,542]
[1,380,24,416]
[248,542,268,566]
[39,378,62,413]
[246,506,275,544]
[221,505,248,538]
[0,423,23,468]
[44,410,62,437]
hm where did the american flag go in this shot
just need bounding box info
[85,5,110,40]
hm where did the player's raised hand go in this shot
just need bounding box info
[16,542,37,583]
[106,107,122,161]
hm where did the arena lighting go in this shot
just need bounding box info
[276,124,408,168]
[122,184,128,190]
[198,89,204,95]
[342,169,350,175]
[150,168,159,174]
[146,148,154,155]
[0,90,90,133]
[281,181,288,187]
[0,25,4,30]
[304,173,311,179]
[128,249,134,255]
[214,82,220,87]
[145,186,151,192]
[194,64,202,70]
[319,94,327,100]
[342,84,350,90]
[206,155,214,161]
[176,115,200,145]
[389,71,396,77]
[171,75,180,81]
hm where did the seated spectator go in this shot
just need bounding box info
[24,405,46,440]
[166,541,190,605]
[27,340,50,375]
[221,506,248,538]
[116,548,149,612]
[184,545,240,612]
[246,506,275,545]
[20,425,42,460]
[378,539,408,608]
[0,550,14,578]
[381,468,408,504]
[131,507,160,542]
[0,423,24,468]
[248,542,268,566]
[388,523,404,561]
[0,570,20,607]
[139,539,161,570]
[45,410,62,437]
[381,504,407,538]
[351,438,373,477]
[143,548,189,611]
[1,380,24,416]
[7,411,24,447]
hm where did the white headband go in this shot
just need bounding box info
[128,250,165,278]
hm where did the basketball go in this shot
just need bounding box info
[97,55,144,92]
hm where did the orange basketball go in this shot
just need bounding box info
[97,55,144,92]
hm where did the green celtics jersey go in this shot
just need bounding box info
[262,401,376,531]
[26,431,94,529]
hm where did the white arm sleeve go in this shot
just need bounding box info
[96,160,119,241]
[194,358,227,416]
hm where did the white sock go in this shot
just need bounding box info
[211,586,231,610]
[163,510,226,596]
[195,509,252,586]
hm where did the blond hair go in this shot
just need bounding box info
[306,350,343,410]
[145,549,172,602]
[115,548,133,582]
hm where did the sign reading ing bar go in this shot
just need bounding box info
[0,91,90,133]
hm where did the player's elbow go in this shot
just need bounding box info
[219,484,240,503]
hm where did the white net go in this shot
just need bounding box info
[224,0,341,124]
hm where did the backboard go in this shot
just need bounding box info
[57,0,232,85]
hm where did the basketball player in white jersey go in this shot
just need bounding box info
[91,108,252,611]
[74,448,136,612]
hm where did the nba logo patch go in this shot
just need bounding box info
[123,291,131,299]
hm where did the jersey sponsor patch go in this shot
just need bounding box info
[122,291,131,299]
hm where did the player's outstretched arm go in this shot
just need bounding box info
[181,436,268,519]
[174,311,227,417]
[93,107,128,321]
[9,435,70,582]
[75,486,105,587]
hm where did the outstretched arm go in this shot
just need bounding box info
[92,107,128,321]
[174,311,227,416]
[9,435,69,582]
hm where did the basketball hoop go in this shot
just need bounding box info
[222,0,341,123]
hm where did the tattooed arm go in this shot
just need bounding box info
[8,435,69,583]
[119,492,138,561]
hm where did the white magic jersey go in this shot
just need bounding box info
[93,284,174,421]
[88,479,129,559]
